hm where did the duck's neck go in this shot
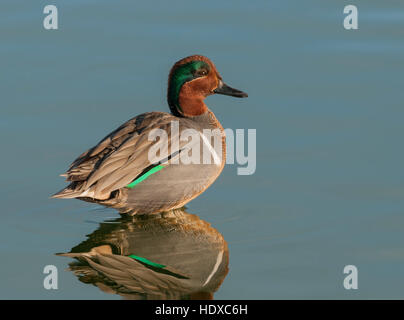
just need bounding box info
[177,94,208,117]
[168,81,209,117]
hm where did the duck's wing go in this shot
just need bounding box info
[60,253,197,298]
[52,112,187,200]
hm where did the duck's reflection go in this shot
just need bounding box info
[58,209,229,299]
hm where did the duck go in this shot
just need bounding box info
[52,55,248,214]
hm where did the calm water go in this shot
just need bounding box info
[1,0,404,299]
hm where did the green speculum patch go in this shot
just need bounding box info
[167,60,210,114]
[125,164,164,189]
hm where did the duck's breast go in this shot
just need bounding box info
[123,112,226,213]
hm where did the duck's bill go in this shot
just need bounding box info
[214,81,248,98]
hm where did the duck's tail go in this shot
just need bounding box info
[51,188,82,199]
[51,182,89,199]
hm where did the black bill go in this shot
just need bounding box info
[214,80,248,98]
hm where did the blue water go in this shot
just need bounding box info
[1,0,404,299]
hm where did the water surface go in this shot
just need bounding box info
[1,0,404,299]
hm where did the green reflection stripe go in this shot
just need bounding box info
[128,254,166,269]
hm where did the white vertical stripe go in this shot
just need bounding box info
[199,132,221,166]
[202,250,224,287]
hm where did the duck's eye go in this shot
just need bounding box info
[194,69,208,77]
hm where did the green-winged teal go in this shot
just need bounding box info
[52,55,248,214]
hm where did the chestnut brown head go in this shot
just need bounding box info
[167,55,247,117]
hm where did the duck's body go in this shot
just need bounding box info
[52,55,247,214]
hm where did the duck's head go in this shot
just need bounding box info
[167,55,248,117]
